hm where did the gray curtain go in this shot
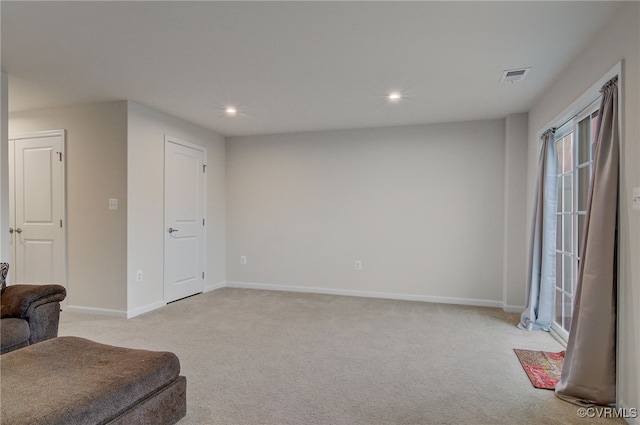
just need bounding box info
[519,129,557,331]
[556,76,618,405]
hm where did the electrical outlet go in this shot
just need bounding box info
[355,260,363,270]
[240,256,247,265]
[136,270,143,282]
[109,198,118,210]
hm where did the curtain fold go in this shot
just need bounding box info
[556,76,618,406]
[519,129,557,331]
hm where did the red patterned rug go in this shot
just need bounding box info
[514,349,565,390]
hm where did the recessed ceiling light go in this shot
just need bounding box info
[388,92,401,101]
[225,106,237,116]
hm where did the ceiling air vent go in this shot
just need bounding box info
[500,68,530,83]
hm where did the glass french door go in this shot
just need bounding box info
[552,104,599,341]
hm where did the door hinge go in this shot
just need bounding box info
[203,164,207,173]
[202,272,205,279]
[60,219,63,228]
[203,218,205,226]
[56,152,63,162]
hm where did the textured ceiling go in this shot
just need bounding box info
[1,1,624,137]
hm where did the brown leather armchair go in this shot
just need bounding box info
[0,263,67,354]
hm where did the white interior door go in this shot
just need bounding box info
[164,136,206,303]
[9,131,66,287]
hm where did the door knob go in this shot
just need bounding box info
[9,228,13,234]
[15,228,22,234]
[168,228,178,234]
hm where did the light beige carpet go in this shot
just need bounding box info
[59,288,624,425]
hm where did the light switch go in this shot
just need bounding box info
[633,188,640,211]
[109,198,118,210]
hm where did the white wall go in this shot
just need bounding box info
[0,72,9,263]
[527,2,640,417]
[7,100,225,317]
[127,101,226,316]
[503,113,528,310]
[9,102,128,312]
[0,6,6,264]
[226,119,523,307]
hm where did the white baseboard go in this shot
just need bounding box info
[63,305,128,318]
[64,284,225,319]
[225,281,505,309]
[503,305,525,314]
[204,281,226,293]
[64,301,167,319]
[62,283,520,318]
[126,301,166,318]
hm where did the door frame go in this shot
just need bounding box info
[163,135,207,304]
[8,130,67,298]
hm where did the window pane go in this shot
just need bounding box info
[562,134,574,173]
[563,254,573,293]
[556,253,562,289]
[566,259,575,296]
[578,166,590,211]
[556,140,564,173]
[578,117,591,164]
[555,289,563,325]
[577,214,586,253]
[557,176,563,213]
[562,175,573,213]
[563,293,573,332]
[563,214,573,253]
[556,215,562,251]
[591,111,599,158]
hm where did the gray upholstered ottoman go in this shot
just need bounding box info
[0,336,186,425]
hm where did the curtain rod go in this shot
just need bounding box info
[548,96,602,137]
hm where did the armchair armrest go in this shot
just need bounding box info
[1,285,67,319]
